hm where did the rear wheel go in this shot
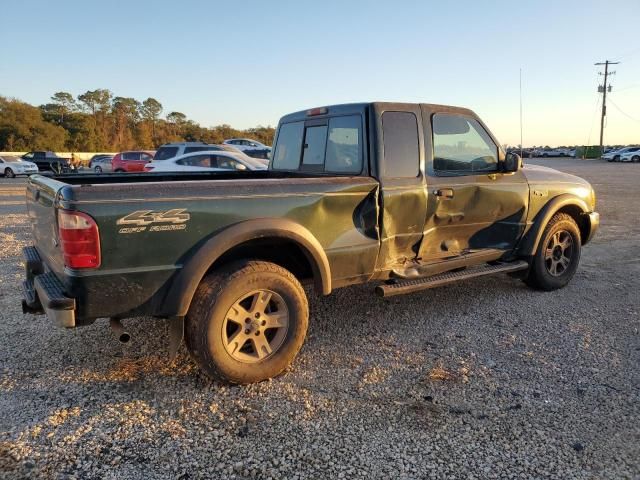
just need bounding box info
[632,155,640,163]
[94,166,103,173]
[4,168,15,178]
[524,213,581,291]
[185,260,309,384]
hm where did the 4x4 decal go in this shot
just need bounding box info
[117,209,190,233]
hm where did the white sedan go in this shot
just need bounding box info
[0,155,38,178]
[223,138,271,152]
[144,151,267,173]
[619,147,640,163]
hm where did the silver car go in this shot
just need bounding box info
[89,155,114,173]
[0,155,39,178]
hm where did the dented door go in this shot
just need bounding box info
[419,108,528,260]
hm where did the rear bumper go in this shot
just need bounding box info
[583,211,600,245]
[21,246,76,328]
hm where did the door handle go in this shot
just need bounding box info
[434,188,454,199]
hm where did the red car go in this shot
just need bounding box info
[111,151,155,173]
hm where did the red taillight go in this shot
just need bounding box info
[58,210,101,268]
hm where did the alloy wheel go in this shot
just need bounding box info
[222,289,289,363]
[544,230,574,277]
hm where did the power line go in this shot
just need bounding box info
[608,96,640,123]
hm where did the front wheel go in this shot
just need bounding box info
[524,213,581,291]
[632,156,640,163]
[186,260,309,384]
[4,168,15,178]
[94,166,103,173]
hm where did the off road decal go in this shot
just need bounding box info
[117,209,190,234]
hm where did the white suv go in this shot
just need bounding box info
[153,142,242,161]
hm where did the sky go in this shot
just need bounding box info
[0,0,638,146]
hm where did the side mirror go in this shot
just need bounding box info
[503,152,522,173]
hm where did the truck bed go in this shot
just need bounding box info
[26,172,381,322]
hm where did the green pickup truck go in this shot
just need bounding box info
[21,102,599,383]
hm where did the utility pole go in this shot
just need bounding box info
[594,60,619,154]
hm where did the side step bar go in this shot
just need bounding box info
[375,261,529,298]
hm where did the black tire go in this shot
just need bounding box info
[524,213,581,291]
[94,166,103,173]
[632,156,640,163]
[5,168,15,178]
[185,260,309,384]
[613,155,620,162]
[114,169,125,173]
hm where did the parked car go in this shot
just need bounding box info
[603,147,640,162]
[536,148,568,157]
[506,148,533,158]
[21,101,599,385]
[144,151,267,173]
[21,151,72,173]
[153,142,242,161]
[111,151,155,172]
[88,155,114,173]
[619,148,640,162]
[0,155,38,178]
[223,138,271,153]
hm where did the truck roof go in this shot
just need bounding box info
[278,102,476,124]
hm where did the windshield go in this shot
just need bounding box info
[2,156,21,162]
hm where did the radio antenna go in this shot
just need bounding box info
[519,68,523,157]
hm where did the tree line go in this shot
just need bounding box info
[0,90,275,152]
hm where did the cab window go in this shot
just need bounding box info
[272,121,304,170]
[325,115,361,173]
[432,114,498,174]
[302,126,327,167]
[382,111,420,178]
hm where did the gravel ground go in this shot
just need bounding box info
[1,158,638,480]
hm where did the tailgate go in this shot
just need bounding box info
[26,175,68,273]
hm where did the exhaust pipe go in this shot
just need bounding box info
[109,318,131,343]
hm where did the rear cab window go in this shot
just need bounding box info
[272,115,362,174]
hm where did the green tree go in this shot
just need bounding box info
[78,89,113,150]
[112,97,141,149]
[50,92,76,123]
[140,98,163,145]
[0,96,67,151]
